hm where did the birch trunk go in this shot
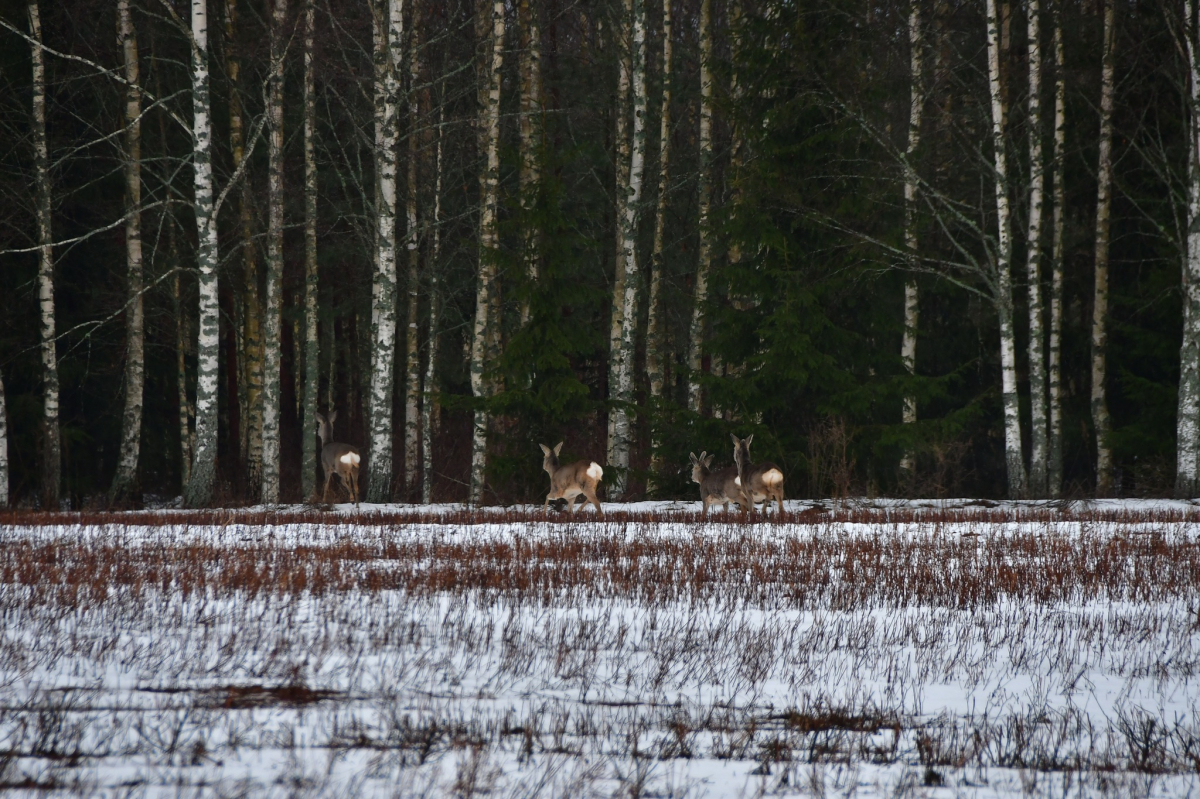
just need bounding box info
[518,0,542,328]
[1048,14,1067,497]
[986,0,1027,497]
[608,0,634,470]
[302,0,320,500]
[899,0,923,478]
[1177,0,1200,497]
[171,220,192,488]
[29,2,60,510]
[422,103,445,505]
[686,0,713,415]
[184,0,221,507]
[609,0,648,499]
[403,4,421,500]
[261,0,287,504]
[646,0,672,489]
[1092,0,1116,495]
[469,0,504,505]
[0,369,7,508]
[367,0,403,503]
[1025,0,1049,496]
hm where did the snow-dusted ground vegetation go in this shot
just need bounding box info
[1,500,1200,797]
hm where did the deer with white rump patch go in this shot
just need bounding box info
[316,410,360,506]
[731,434,785,515]
[690,451,751,514]
[538,442,604,515]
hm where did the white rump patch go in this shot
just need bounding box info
[763,468,783,485]
[340,452,361,466]
[587,462,603,480]
[734,476,742,487]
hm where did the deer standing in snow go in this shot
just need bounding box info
[690,451,751,514]
[731,434,785,515]
[316,410,360,506]
[538,442,604,515]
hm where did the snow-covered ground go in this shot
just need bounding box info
[1,500,1199,796]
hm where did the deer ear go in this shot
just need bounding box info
[746,434,753,446]
[554,442,564,456]
[315,412,325,425]
[730,433,740,446]
[703,454,714,468]
[329,409,338,425]
[539,444,551,456]
[689,452,698,465]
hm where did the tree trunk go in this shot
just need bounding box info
[608,0,634,471]
[518,0,542,328]
[1092,0,1116,495]
[1048,13,1067,498]
[110,0,144,505]
[302,0,320,501]
[422,102,445,505]
[646,0,672,490]
[899,0,923,479]
[1025,0,1049,497]
[469,0,504,505]
[261,0,288,504]
[184,0,221,507]
[686,0,713,415]
[403,3,422,501]
[986,0,1027,497]
[1178,0,1200,498]
[367,0,403,503]
[0,369,7,508]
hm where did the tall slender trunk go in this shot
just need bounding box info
[111,0,144,505]
[1092,0,1116,494]
[170,217,192,488]
[609,0,648,499]
[1178,0,1200,498]
[469,0,505,505]
[422,102,445,505]
[184,0,221,507]
[403,3,422,501]
[0,369,7,508]
[986,0,1027,497]
[518,0,542,328]
[29,2,59,510]
[900,0,924,478]
[686,0,713,414]
[302,0,320,501]
[261,0,287,504]
[1048,14,1067,497]
[646,0,672,489]
[367,0,403,503]
[608,0,634,470]
[1025,0,1049,496]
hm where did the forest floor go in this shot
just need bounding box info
[1,500,1199,797]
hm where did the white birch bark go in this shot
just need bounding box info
[0,369,7,508]
[1092,0,1116,494]
[367,0,403,502]
[111,0,144,505]
[302,0,320,501]
[609,0,648,499]
[403,4,421,500]
[29,2,60,510]
[1177,0,1200,497]
[646,0,672,488]
[518,0,542,328]
[1025,0,1049,496]
[686,0,713,415]
[899,0,923,478]
[1048,13,1067,497]
[422,103,445,505]
[608,0,634,469]
[184,0,221,507]
[469,0,505,505]
[261,0,287,504]
[986,0,1027,497]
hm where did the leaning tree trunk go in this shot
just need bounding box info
[0,369,7,508]
[422,102,445,505]
[1177,0,1200,498]
[686,0,713,415]
[1025,0,1049,497]
[29,2,60,510]
[367,0,403,503]
[261,0,287,504]
[899,0,924,479]
[609,0,648,499]
[1048,13,1067,497]
[646,0,672,489]
[469,0,505,505]
[607,0,633,472]
[110,0,144,505]
[403,4,422,501]
[1092,0,1116,495]
[302,0,320,501]
[986,0,1027,498]
[184,0,221,507]
[518,0,542,328]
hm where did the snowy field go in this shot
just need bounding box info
[2,499,1200,797]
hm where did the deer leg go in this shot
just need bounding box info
[585,489,602,515]
[350,470,359,507]
[322,471,333,504]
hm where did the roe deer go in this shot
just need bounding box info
[731,434,785,514]
[689,451,751,514]
[316,410,360,506]
[538,442,603,515]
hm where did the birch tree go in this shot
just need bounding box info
[403,3,422,500]
[469,0,504,505]
[0,370,7,508]
[422,102,445,505]
[1092,0,1116,494]
[1048,12,1067,497]
[1025,0,1049,496]
[29,1,60,510]
[518,0,542,329]
[302,0,319,500]
[1177,0,1200,498]
[899,0,923,478]
[686,0,713,414]
[646,0,672,487]
[260,0,288,504]
[608,0,634,470]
